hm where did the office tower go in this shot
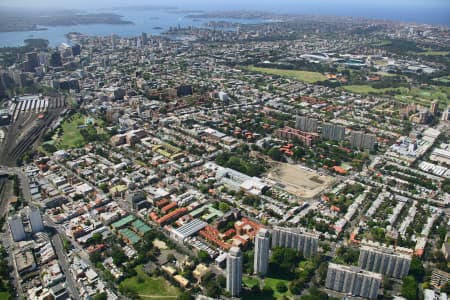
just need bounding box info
[418,109,430,124]
[325,263,381,299]
[38,53,48,66]
[271,227,318,258]
[254,228,270,275]
[27,52,39,68]
[350,131,377,151]
[50,52,62,67]
[430,100,439,115]
[358,243,412,279]
[136,37,141,49]
[8,215,26,242]
[24,52,39,72]
[0,81,5,99]
[295,116,318,133]
[59,43,73,58]
[111,34,117,51]
[71,44,81,56]
[27,206,44,233]
[141,32,148,45]
[321,123,345,141]
[226,247,243,297]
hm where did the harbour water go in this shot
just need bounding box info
[0,9,268,47]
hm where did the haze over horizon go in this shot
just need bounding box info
[1,0,449,26]
[2,0,450,9]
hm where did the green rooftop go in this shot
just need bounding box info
[119,228,141,244]
[112,215,136,229]
[190,204,224,220]
[132,219,152,235]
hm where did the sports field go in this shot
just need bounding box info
[343,84,449,106]
[119,265,180,300]
[246,66,327,83]
[55,113,106,149]
[264,277,293,299]
[417,51,450,56]
[342,85,402,95]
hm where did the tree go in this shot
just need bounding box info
[268,147,285,162]
[307,285,330,300]
[90,233,103,244]
[269,247,302,279]
[409,257,425,282]
[242,195,261,207]
[262,285,274,296]
[178,291,193,300]
[197,250,210,263]
[217,274,226,288]
[112,246,127,266]
[243,250,254,274]
[92,292,108,300]
[99,183,109,193]
[294,147,305,159]
[42,143,57,153]
[206,282,221,298]
[218,202,230,212]
[90,252,102,264]
[290,278,305,295]
[276,281,288,293]
[143,230,157,243]
[119,285,139,299]
[401,276,418,300]
[336,246,359,265]
[316,262,329,285]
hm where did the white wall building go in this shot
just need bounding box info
[8,215,26,242]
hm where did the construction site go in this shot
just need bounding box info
[266,162,335,199]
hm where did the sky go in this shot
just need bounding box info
[1,0,449,10]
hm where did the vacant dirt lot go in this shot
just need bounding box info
[266,163,334,199]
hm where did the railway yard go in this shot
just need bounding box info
[0,96,65,165]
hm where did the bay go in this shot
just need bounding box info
[0,9,267,47]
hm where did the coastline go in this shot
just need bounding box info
[0,12,133,34]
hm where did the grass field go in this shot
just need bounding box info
[56,113,105,149]
[394,86,450,106]
[417,51,450,56]
[369,40,392,47]
[0,291,9,300]
[246,66,327,83]
[58,113,87,148]
[343,85,449,105]
[375,72,398,77]
[264,277,292,299]
[342,85,402,95]
[241,291,276,300]
[434,76,450,83]
[243,276,260,289]
[119,265,180,300]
